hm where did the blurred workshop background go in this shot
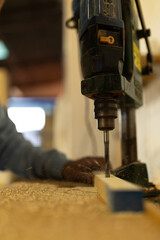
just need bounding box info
[0,0,160,185]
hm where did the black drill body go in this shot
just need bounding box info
[79,0,142,107]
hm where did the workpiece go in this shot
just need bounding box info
[94,173,144,212]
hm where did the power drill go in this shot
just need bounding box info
[67,0,152,184]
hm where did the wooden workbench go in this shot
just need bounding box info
[0,180,160,240]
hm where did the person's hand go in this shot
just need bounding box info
[62,157,105,184]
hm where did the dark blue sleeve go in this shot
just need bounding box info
[0,105,70,179]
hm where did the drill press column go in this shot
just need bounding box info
[121,107,138,166]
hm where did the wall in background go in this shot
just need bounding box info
[136,1,160,182]
[137,64,160,182]
[0,67,9,105]
[140,0,160,57]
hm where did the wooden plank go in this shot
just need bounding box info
[146,201,160,224]
[94,173,144,212]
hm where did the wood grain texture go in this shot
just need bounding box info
[0,180,160,240]
[94,173,144,212]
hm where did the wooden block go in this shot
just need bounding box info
[94,173,144,212]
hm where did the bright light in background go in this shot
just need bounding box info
[8,107,46,132]
[0,41,9,60]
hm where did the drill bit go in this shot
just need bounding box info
[104,130,110,177]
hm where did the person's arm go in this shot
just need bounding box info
[0,104,105,184]
[0,105,70,179]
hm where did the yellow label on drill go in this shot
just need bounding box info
[133,1,137,12]
[133,42,142,72]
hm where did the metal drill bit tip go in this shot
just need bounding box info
[104,131,110,178]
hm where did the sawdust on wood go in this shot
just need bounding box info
[0,180,160,240]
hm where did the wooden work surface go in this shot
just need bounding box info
[0,180,160,240]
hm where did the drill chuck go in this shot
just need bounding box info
[94,98,118,131]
